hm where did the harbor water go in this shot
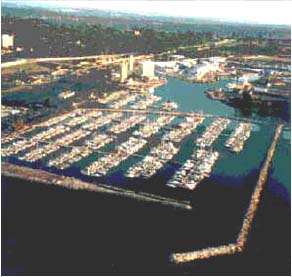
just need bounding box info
[154,77,291,199]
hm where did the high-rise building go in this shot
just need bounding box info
[2,34,14,48]
[139,61,155,79]
[120,60,128,83]
[129,55,134,72]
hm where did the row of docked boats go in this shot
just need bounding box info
[97,90,129,104]
[47,147,92,170]
[124,116,206,179]
[82,136,147,177]
[166,149,219,190]
[81,112,122,131]
[130,95,161,109]
[39,110,102,128]
[47,133,115,169]
[19,129,92,162]
[196,118,230,148]
[1,125,68,157]
[109,94,138,109]
[162,116,204,143]
[108,114,146,134]
[125,141,178,178]
[84,133,116,151]
[2,135,17,145]
[225,123,252,153]
[41,112,75,127]
[40,110,102,130]
[64,114,92,128]
[133,115,176,138]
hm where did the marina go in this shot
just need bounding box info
[1,2,291,274]
[1,77,289,201]
[0,100,277,199]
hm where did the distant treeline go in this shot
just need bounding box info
[2,16,215,57]
[2,5,290,38]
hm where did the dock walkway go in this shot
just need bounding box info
[79,107,266,125]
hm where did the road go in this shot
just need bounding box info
[1,39,235,68]
[1,54,126,68]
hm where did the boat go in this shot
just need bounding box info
[58,90,75,99]
[161,100,178,111]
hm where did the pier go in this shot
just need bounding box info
[79,107,266,125]
[170,124,284,264]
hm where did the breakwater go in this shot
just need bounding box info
[170,124,284,263]
[1,162,192,211]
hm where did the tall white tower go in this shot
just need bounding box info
[129,55,134,72]
[120,60,128,83]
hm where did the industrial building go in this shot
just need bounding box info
[139,61,155,79]
[185,62,221,80]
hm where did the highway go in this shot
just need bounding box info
[1,52,147,68]
[1,38,234,68]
